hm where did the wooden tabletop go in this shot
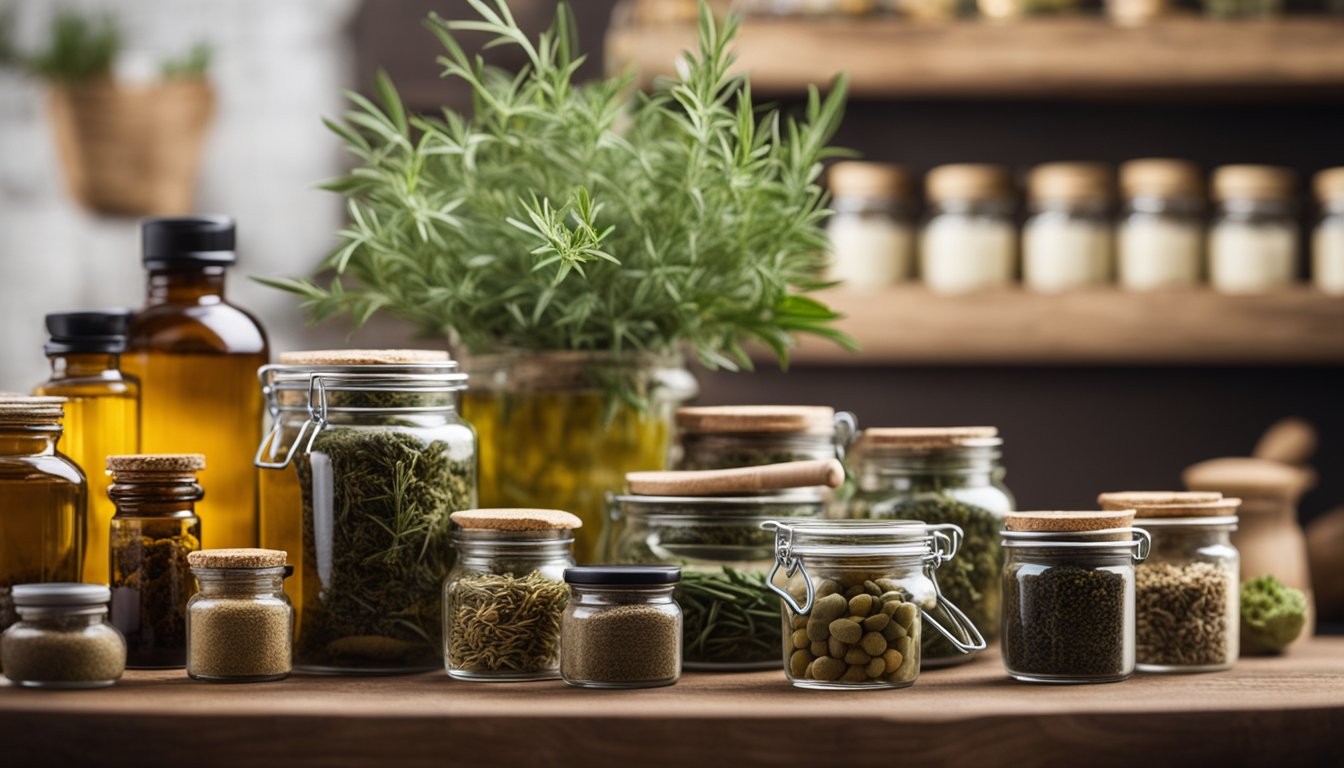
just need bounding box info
[3,637,1342,768]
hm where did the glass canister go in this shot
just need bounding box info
[561,565,682,689]
[673,405,856,471]
[107,453,203,669]
[839,426,1012,667]
[764,519,986,690]
[920,164,1018,295]
[1208,165,1299,294]
[1313,166,1344,295]
[255,349,477,674]
[0,396,85,633]
[0,583,125,688]
[825,161,917,290]
[1001,510,1150,684]
[1117,159,1206,291]
[443,509,579,681]
[186,548,292,682]
[1100,491,1240,673]
[1022,162,1115,293]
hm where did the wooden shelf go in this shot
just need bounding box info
[766,287,1344,365]
[607,16,1344,99]
[1,638,1341,767]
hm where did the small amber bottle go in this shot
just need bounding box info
[107,453,204,668]
[34,310,140,585]
[125,217,269,551]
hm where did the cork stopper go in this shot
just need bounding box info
[1005,510,1135,533]
[857,426,999,450]
[1097,491,1223,511]
[926,164,1013,203]
[188,549,288,569]
[676,405,836,435]
[1212,165,1296,202]
[1028,162,1113,203]
[1120,158,1203,199]
[1131,498,1242,519]
[279,349,450,365]
[627,459,845,496]
[1183,457,1314,500]
[451,508,583,531]
[1314,167,1344,203]
[828,161,913,201]
[0,395,66,426]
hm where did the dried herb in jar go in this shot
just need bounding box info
[784,576,921,684]
[447,571,568,675]
[679,568,779,666]
[1004,565,1127,676]
[1136,561,1231,667]
[110,522,199,666]
[561,603,680,684]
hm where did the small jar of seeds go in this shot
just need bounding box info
[560,566,682,689]
[1100,492,1241,673]
[764,519,985,690]
[186,549,292,683]
[1,584,125,688]
[673,406,857,471]
[444,509,580,681]
[1001,511,1151,684]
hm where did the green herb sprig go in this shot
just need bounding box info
[29,11,119,83]
[680,567,781,665]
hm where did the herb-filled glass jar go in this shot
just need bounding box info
[610,460,841,670]
[1100,492,1241,673]
[1001,510,1150,684]
[561,565,682,689]
[920,164,1017,295]
[255,350,476,674]
[765,519,985,690]
[444,509,579,681]
[1,584,125,688]
[1208,165,1299,294]
[673,405,856,471]
[840,427,1012,667]
[0,396,85,633]
[1022,162,1115,293]
[107,454,204,669]
[186,548,292,682]
[1117,159,1205,291]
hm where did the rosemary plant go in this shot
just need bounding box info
[262,0,854,370]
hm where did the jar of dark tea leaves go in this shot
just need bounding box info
[673,406,856,471]
[1,583,125,688]
[186,548,292,683]
[561,566,682,689]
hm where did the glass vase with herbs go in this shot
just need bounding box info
[259,1,853,565]
[672,405,857,471]
[839,427,1013,667]
[255,350,476,674]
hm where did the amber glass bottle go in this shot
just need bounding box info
[124,217,268,550]
[34,310,140,585]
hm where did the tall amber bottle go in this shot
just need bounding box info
[124,217,268,550]
[34,310,140,585]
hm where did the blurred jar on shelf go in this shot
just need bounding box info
[1117,159,1205,291]
[892,0,959,20]
[1208,165,1298,294]
[1106,0,1168,25]
[1023,162,1114,293]
[920,164,1017,294]
[734,0,876,14]
[1312,167,1344,295]
[825,162,916,290]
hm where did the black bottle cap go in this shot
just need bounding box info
[142,216,237,268]
[44,309,134,355]
[563,565,681,586]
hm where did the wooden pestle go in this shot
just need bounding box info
[626,459,845,496]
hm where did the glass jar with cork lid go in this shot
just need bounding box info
[1117,159,1206,291]
[1023,162,1115,293]
[824,161,916,290]
[443,509,580,681]
[1313,166,1344,295]
[186,548,292,682]
[920,164,1018,294]
[1208,165,1299,294]
[561,565,683,689]
[673,405,856,471]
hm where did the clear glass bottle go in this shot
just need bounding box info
[1208,165,1299,294]
[1023,162,1115,293]
[765,520,985,690]
[186,548,292,682]
[124,217,268,551]
[0,396,85,632]
[1313,166,1344,295]
[839,426,1012,666]
[1117,159,1205,291]
[0,584,125,688]
[673,405,856,471]
[561,566,682,689]
[107,453,203,669]
[34,310,140,585]
[256,350,476,674]
[1001,511,1150,684]
[825,161,916,290]
[920,164,1018,294]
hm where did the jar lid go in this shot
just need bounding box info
[1028,162,1113,203]
[1211,165,1296,202]
[451,508,582,531]
[188,548,287,569]
[0,395,66,426]
[828,161,913,200]
[564,565,681,586]
[1183,457,1313,500]
[1123,497,1242,519]
[926,164,1013,202]
[1315,167,1344,203]
[107,453,206,477]
[1119,159,1204,199]
[279,349,451,365]
[856,426,1000,450]
[1097,490,1223,511]
[626,459,844,496]
[764,519,937,557]
[142,216,236,268]
[12,583,110,607]
[675,405,837,435]
[44,309,133,355]
[1005,510,1135,533]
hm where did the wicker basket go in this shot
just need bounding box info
[46,78,215,217]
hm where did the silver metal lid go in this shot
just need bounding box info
[12,583,110,607]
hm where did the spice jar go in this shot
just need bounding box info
[920,164,1017,294]
[107,454,204,669]
[839,427,1012,667]
[825,162,916,290]
[1100,491,1240,673]
[1,584,125,688]
[673,405,856,471]
[1208,165,1299,294]
[1023,162,1115,293]
[444,509,579,681]
[0,396,85,633]
[1313,167,1344,295]
[765,519,985,689]
[256,350,476,674]
[1117,159,1205,291]
[561,565,682,689]
[610,460,840,670]
[186,548,292,682]
[1001,510,1150,684]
